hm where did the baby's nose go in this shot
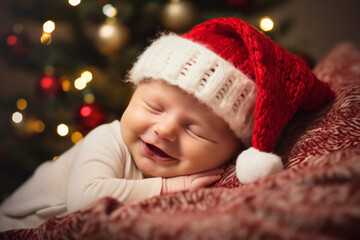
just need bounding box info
[153,118,178,142]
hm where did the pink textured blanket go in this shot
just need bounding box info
[2,43,360,239]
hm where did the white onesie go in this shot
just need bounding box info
[0,120,162,231]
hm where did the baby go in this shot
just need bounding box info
[0,17,334,231]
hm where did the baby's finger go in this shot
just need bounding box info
[193,168,225,178]
[190,174,222,190]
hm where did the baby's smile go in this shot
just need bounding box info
[142,141,178,164]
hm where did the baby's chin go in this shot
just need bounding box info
[140,168,187,178]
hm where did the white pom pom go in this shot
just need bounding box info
[236,147,283,184]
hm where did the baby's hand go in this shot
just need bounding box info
[161,168,224,194]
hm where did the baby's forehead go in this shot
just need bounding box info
[136,80,201,110]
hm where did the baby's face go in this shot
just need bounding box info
[120,80,241,178]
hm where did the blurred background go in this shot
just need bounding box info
[1,0,360,201]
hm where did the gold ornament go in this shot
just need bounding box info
[94,19,129,57]
[161,0,197,32]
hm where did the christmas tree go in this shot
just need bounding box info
[0,0,297,200]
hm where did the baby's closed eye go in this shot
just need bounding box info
[144,101,164,114]
[186,125,216,143]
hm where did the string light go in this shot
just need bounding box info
[57,123,69,136]
[81,70,93,83]
[71,131,83,144]
[12,111,23,123]
[259,17,274,32]
[60,76,71,92]
[74,77,86,90]
[43,20,55,33]
[102,4,117,18]
[68,0,81,7]
[74,70,93,90]
[40,33,52,45]
[16,98,27,110]
[41,20,55,45]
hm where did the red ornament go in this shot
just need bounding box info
[37,75,63,98]
[1,31,30,60]
[75,103,106,134]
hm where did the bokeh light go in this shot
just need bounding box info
[57,123,69,136]
[81,70,93,83]
[80,105,92,117]
[16,98,27,110]
[12,111,23,123]
[6,35,17,46]
[71,131,83,144]
[74,77,86,90]
[60,76,71,92]
[40,33,52,45]
[84,93,95,104]
[43,20,55,33]
[103,4,117,18]
[69,0,81,7]
[32,120,45,133]
[259,17,274,32]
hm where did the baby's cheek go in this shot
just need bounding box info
[206,146,233,167]
[188,145,218,166]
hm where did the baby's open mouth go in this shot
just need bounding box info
[143,142,177,162]
[147,143,171,157]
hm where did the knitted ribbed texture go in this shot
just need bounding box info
[182,18,335,152]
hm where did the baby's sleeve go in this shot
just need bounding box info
[65,122,162,213]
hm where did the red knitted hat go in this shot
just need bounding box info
[129,17,334,183]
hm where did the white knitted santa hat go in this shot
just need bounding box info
[128,17,334,183]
